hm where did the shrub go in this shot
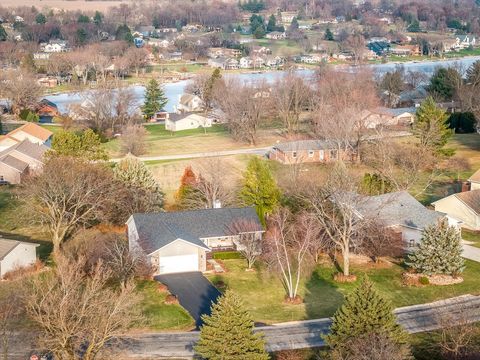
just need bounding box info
[448,112,476,133]
[19,109,39,122]
[419,276,430,285]
[213,251,243,260]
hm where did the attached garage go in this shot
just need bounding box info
[153,239,208,275]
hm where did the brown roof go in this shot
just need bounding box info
[455,189,480,215]
[469,169,480,183]
[0,155,28,172]
[9,123,53,142]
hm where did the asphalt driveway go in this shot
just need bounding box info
[156,272,221,328]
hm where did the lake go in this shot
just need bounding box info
[45,56,480,114]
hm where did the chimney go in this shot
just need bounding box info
[462,181,471,192]
[213,199,222,209]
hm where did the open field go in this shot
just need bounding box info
[207,258,480,325]
[1,0,126,11]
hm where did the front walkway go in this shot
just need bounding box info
[462,243,480,263]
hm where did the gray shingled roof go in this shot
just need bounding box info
[274,140,339,152]
[0,239,19,261]
[0,139,48,162]
[0,155,28,172]
[131,207,262,254]
[357,191,445,230]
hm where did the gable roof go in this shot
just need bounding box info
[0,155,28,172]
[274,140,341,152]
[168,113,208,123]
[0,238,38,261]
[8,123,53,142]
[130,207,262,254]
[454,189,480,215]
[374,107,417,117]
[0,139,49,162]
[469,169,480,184]
[179,93,199,105]
[357,191,445,230]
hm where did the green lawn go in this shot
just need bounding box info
[206,258,480,324]
[136,280,194,331]
[40,124,62,134]
[462,229,480,248]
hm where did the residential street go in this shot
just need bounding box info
[114,294,480,359]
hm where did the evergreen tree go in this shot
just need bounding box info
[77,14,91,23]
[406,219,465,276]
[361,173,393,195]
[266,14,277,32]
[116,24,133,42]
[466,60,480,86]
[142,79,168,120]
[0,25,7,41]
[325,277,407,355]
[76,28,88,45]
[114,155,162,193]
[289,17,299,32]
[240,157,280,225]
[93,11,104,25]
[50,129,107,161]
[35,13,46,24]
[324,27,334,41]
[414,97,452,150]
[195,290,269,360]
[428,67,462,101]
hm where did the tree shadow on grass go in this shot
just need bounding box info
[304,269,344,320]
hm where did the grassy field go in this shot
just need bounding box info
[463,229,480,248]
[206,258,480,324]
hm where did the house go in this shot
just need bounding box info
[269,140,357,164]
[176,93,204,113]
[126,207,263,274]
[165,113,212,132]
[137,25,155,38]
[361,107,416,129]
[266,31,286,40]
[0,122,53,151]
[368,41,391,56]
[390,45,421,56]
[208,48,242,58]
[454,35,476,49]
[166,52,183,61]
[468,169,480,190]
[265,55,284,68]
[280,12,297,25]
[239,56,253,68]
[0,238,39,278]
[358,191,457,247]
[207,57,239,70]
[41,40,68,53]
[298,54,327,64]
[148,38,171,48]
[250,46,271,56]
[37,77,58,88]
[432,190,480,230]
[0,139,48,184]
[36,99,59,123]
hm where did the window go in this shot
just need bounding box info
[409,239,415,248]
[308,150,314,158]
[330,149,338,159]
[319,150,324,160]
[292,151,297,158]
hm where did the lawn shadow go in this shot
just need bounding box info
[304,269,344,320]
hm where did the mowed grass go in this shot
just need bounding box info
[136,280,194,331]
[105,123,282,157]
[462,229,480,248]
[206,258,480,324]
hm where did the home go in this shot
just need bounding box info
[299,54,327,64]
[126,207,263,274]
[177,93,204,113]
[0,122,53,151]
[36,99,59,123]
[41,40,69,53]
[432,190,480,230]
[361,107,416,129]
[208,48,242,58]
[0,139,49,184]
[165,113,212,132]
[148,38,171,48]
[356,191,455,247]
[265,55,284,68]
[239,56,253,68]
[468,169,480,190]
[280,11,297,25]
[0,238,39,278]
[137,25,156,38]
[390,45,421,56]
[250,46,272,56]
[269,140,357,164]
[368,41,391,56]
[207,57,239,70]
[266,31,286,40]
[37,77,58,88]
[454,34,476,49]
[166,52,183,61]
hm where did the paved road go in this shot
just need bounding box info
[116,294,480,359]
[156,272,221,329]
[110,147,272,162]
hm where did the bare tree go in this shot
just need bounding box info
[405,70,429,89]
[120,124,148,156]
[343,33,366,66]
[0,292,23,360]
[24,254,142,360]
[124,47,148,77]
[0,69,42,114]
[358,221,406,263]
[227,219,263,270]
[263,209,317,300]
[273,70,311,134]
[19,157,115,253]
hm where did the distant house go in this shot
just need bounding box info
[432,190,480,230]
[137,25,155,38]
[36,99,59,123]
[357,191,457,247]
[468,169,480,190]
[126,207,263,274]
[265,55,285,68]
[454,35,476,49]
[165,113,212,132]
[0,238,39,278]
[269,140,357,164]
[207,57,239,70]
[177,93,204,113]
[280,11,297,25]
[41,40,68,53]
[239,56,253,68]
[208,47,242,58]
[368,41,391,56]
[298,54,327,64]
[390,44,421,56]
[266,31,286,40]
[167,52,183,61]
[0,139,49,184]
[361,107,416,129]
[0,122,53,151]
[148,38,171,48]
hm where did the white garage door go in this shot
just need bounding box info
[159,254,199,274]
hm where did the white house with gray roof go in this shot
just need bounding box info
[0,238,39,278]
[127,207,263,274]
[356,191,460,247]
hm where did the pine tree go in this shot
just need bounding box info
[142,79,168,120]
[325,277,407,353]
[324,27,334,41]
[114,155,162,193]
[51,129,107,161]
[406,219,465,276]
[414,96,452,151]
[35,13,46,24]
[195,290,269,360]
[240,157,280,225]
[0,25,7,41]
[266,14,277,32]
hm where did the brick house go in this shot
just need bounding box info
[269,140,357,164]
